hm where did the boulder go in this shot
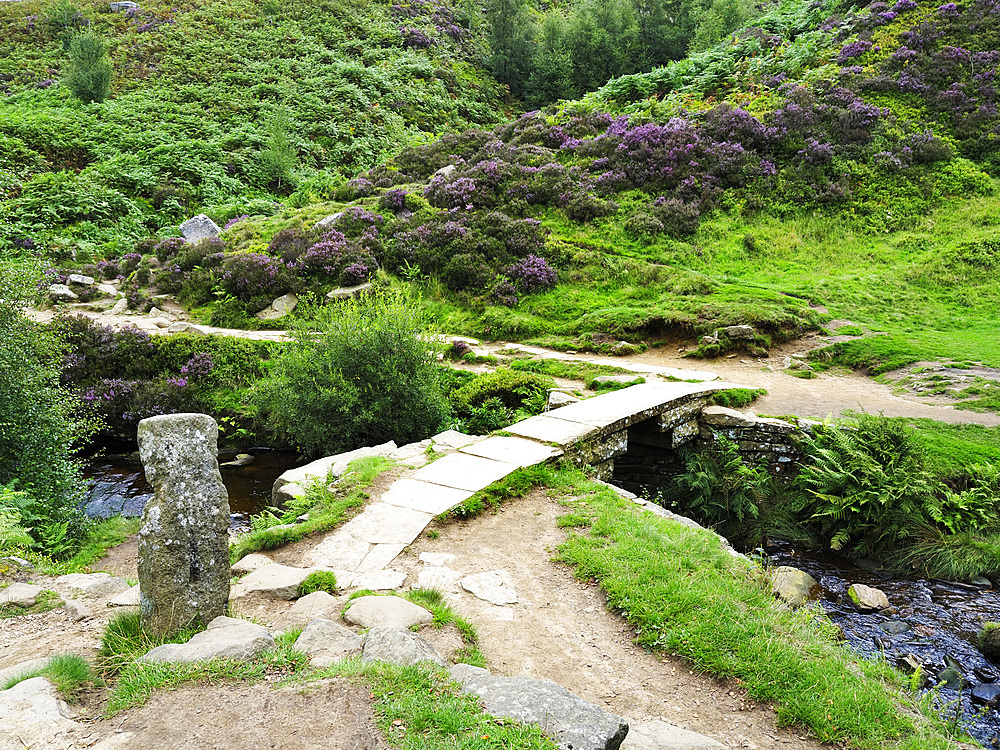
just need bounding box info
[229,563,315,601]
[56,572,129,598]
[110,1,139,10]
[449,663,628,750]
[547,391,580,410]
[433,164,457,178]
[48,284,78,302]
[109,298,129,314]
[326,282,373,301]
[137,413,231,637]
[623,721,726,750]
[979,622,1000,661]
[315,212,345,229]
[179,214,220,242]
[460,570,518,605]
[0,677,78,743]
[343,595,433,629]
[847,583,889,612]
[722,324,755,340]
[293,617,363,666]
[360,626,445,667]
[96,283,118,296]
[63,599,91,621]
[166,321,206,335]
[141,616,274,664]
[281,590,340,628]
[0,583,42,607]
[108,585,140,608]
[66,273,95,286]
[770,566,818,607]
[231,553,274,575]
[256,292,298,321]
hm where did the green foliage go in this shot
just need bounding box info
[298,570,338,596]
[448,367,552,434]
[404,588,484,664]
[65,32,112,103]
[254,289,449,456]
[0,653,94,701]
[710,387,767,409]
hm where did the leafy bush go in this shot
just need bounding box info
[254,288,450,456]
[65,32,111,103]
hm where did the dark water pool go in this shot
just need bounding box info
[768,541,1000,746]
[82,449,303,532]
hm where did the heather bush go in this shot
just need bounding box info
[219,253,292,303]
[253,289,449,456]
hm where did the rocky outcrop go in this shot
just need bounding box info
[179,214,220,242]
[449,663,629,750]
[343,595,433,629]
[137,413,231,637]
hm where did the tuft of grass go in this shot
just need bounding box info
[710,387,768,408]
[230,455,393,562]
[298,570,338,596]
[1,653,95,701]
[304,660,557,749]
[98,610,201,676]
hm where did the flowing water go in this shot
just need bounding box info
[768,541,1000,746]
[82,448,302,532]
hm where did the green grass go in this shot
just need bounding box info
[507,357,635,388]
[903,419,1000,481]
[230,455,393,562]
[297,570,338,596]
[438,464,556,522]
[710,387,767,409]
[299,660,558,749]
[97,610,202,675]
[404,588,485,667]
[0,653,95,700]
[0,588,62,618]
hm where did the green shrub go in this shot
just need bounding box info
[448,368,552,434]
[254,288,449,456]
[65,32,112,103]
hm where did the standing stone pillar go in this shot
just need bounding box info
[137,413,231,637]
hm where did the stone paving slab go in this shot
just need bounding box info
[336,503,433,545]
[460,436,562,466]
[310,531,370,571]
[356,543,408,573]
[503,414,602,447]
[380,478,473,515]
[411,453,517,493]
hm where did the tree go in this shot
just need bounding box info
[486,0,535,99]
[259,108,298,193]
[567,0,640,94]
[526,11,577,106]
[65,32,112,103]
[253,288,450,456]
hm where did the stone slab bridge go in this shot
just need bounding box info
[272,380,805,590]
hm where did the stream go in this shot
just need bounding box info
[82,449,302,532]
[768,541,1000,746]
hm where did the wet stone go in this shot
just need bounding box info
[878,620,911,636]
[972,683,1000,707]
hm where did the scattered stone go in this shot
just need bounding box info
[591,375,644,386]
[624,720,726,750]
[343,595,433,629]
[937,667,964,689]
[360,627,445,667]
[326,282,372,301]
[110,1,139,11]
[971,683,1000,708]
[878,620,910,636]
[179,214,220,242]
[281,590,339,628]
[547,391,580,410]
[96,283,118,296]
[141,615,274,664]
[450,663,628,750]
[770,566,817,607]
[66,273,95,286]
[315,212,345,228]
[0,677,78,743]
[56,572,130,598]
[109,297,129,314]
[137,413,231,638]
[461,570,518,605]
[231,553,274,575]
[166,321,206,335]
[847,583,890,612]
[0,582,42,607]
[980,623,1000,662]
[256,292,298,320]
[108,585,140,608]
[293,618,363,666]
[63,599,91,621]
[419,552,456,566]
[48,284,78,302]
[971,576,993,590]
[722,324,755,340]
[229,563,315,601]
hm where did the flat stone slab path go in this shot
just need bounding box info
[306,380,735,589]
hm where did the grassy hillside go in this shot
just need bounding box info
[0,0,507,257]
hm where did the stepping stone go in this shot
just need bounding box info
[107,585,140,608]
[355,543,407,573]
[380,478,473,515]
[230,563,315,601]
[459,436,562,467]
[449,664,628,750]
[141,616,274,663]
[343,595,432,629]
[293,618,363,667]
[55,572,130,598]
[348,569,407,591]
[461,570,518,605]
[361,627,445,667]
[311,531,370,571]
[847,583,890,612]
[231,553,274,575]
[336,503,433,546]
[419,552,456,566]
[411,453,516,493]
[0,582,42,607]
[418,565,461,590]
[623,721,727,750]
[282,591,340,628]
